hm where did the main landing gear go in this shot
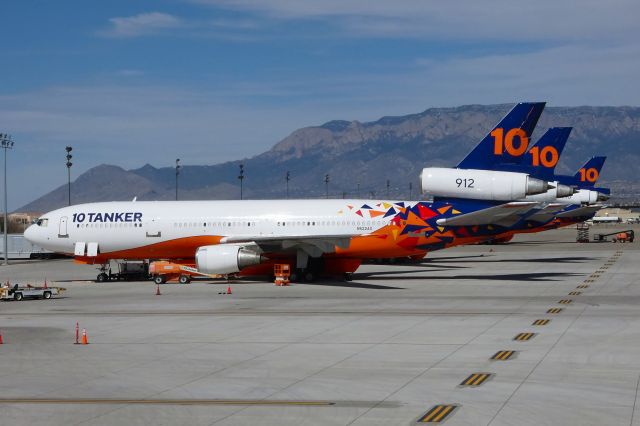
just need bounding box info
[289,257,324,283]
[289,269,316,283]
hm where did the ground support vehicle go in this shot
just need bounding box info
[273,264,291,286]
[149,261,223,284]
[594,230,635,243]
[0,284,65,301]
[97,261,149,282]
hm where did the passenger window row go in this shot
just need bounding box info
[169,219,384,228]
[77,223,141,228]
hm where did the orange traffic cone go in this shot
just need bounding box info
[156,284,161,296]
[227,284,232,295]
[81,328,89,345]
[43,278,48,289]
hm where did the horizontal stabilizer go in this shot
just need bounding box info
[525,203,567,223]
[556,205,603,219]
[436,202,539,227]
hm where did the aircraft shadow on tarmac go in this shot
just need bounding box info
[299,281,406,290]
[355,271,582,283]
[412,255,597,265]
[471,256,597,264]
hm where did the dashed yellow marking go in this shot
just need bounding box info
[460,373,492,387]
[584,279,594,283]
[418,404,458,423]
[514,332,536,341]
[568,291,581,296]
[558,299,573,304]
[577,285,589,289]
[491,350,516,361]
[547,308,563,314]
[532,319,550,326]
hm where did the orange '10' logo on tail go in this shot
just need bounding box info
[491,128,528,156]
[529,146,559,168]
[579,167,599,183]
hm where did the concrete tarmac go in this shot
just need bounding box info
[0,225,639,425]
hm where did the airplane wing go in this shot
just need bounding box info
[524,203,567,223]
[555,205,603,219]
[219,234,370,257]
[436,202,540,227]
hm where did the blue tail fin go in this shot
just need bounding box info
[521,127,571,180]
[456,102,546,169]
[484,127,571,180]
[572,156,606,188]
[556,156,607,188]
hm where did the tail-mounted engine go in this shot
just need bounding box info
[420,167,551,201]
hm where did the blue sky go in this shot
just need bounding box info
[1,0,639,209]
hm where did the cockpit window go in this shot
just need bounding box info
[36,218,49,227]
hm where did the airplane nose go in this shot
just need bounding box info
[24,224,37,244]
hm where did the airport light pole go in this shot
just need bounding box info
[1,133,14,266]
[175,158,181,201]
[65,146,72,206]
[238,164,244,200]
[324,174,330,199]
[285,171,290,199]
[357,182,360,198]
[409,182,413,200]
[386,179,390,199]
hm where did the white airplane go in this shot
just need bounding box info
[25,199,398,282]
[24,189,558,282]
[25,102,598,281]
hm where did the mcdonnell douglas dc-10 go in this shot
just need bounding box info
[25,102,606,281]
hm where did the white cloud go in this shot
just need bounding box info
[99,12,183,38]
[407,44,640,106]
[1,38,639,208]
[0,84,322,208]
[193,0,639,42]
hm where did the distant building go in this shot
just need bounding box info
[0,212,42,233]
[595,208,639,222]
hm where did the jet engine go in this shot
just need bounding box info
[420,168,551,201]
[561,189,609,205]
[196,244,264,274]
[523,181,576,202]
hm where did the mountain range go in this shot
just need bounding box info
[19,104,640,213]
